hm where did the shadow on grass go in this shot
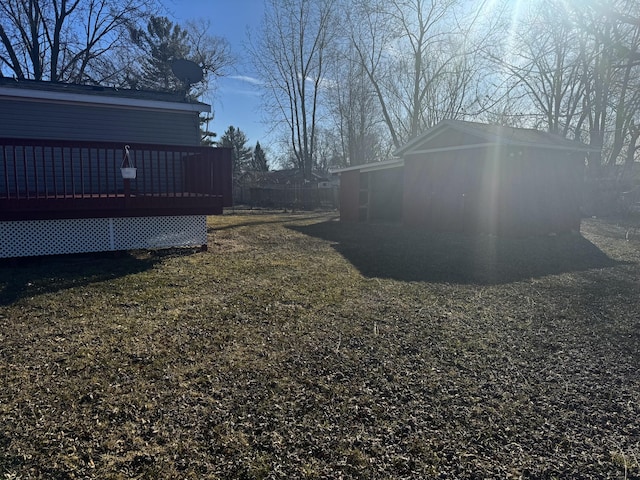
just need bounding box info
[0,248,196,306]
[290,220,622,285]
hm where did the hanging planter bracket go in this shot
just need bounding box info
[120,145,137,179]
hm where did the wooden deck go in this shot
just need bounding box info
[0,138,232,221]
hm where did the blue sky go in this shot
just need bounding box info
[172,0,267,146]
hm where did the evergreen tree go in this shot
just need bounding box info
[252,142,269,171]
[218,126,252,174]
[128,16,232,144]
[129,16,190,92]
[199,113,217,146]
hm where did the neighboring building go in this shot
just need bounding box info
[0,78,232,258]
[234,169,336,209]
[333,120,597,235]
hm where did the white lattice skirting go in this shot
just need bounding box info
[0,216,207,258]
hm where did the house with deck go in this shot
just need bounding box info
[0,78,232,258]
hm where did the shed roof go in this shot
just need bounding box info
[0,77,210,113]
[329,158,404,175]
[394,120,598,157]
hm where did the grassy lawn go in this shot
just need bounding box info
[1,211,639,479]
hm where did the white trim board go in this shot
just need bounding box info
[402,142,594,156]
[0,86,210,113]
[330,158,404,174]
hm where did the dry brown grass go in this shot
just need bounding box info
[1,211,639,479]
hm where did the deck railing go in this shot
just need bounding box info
[0,138,232,220]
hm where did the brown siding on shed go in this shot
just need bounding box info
[403,155,430,227]
[404,151,472,231]
[403,146,583,235]
[368,168,404,223]
[339,169,360,222]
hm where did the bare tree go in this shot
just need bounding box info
[184,19,233,97]
[586,1,640,169]
[487,2,588,137]
[345,0,491,149]
[249,0,336,180]
[0,0,158,83]
[325,40,388,166]
[487,0,640,178]
[548,0,640,176]
[344,0,403,148]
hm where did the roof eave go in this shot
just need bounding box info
[0,86,211,113]
[330,158,404,174]
[403,142,599,156]
[395,120,598,156]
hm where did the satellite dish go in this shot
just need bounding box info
[171,59,204,85]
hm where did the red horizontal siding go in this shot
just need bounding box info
[339,170,360,222]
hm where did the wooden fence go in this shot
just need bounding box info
[234,184,338,210]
